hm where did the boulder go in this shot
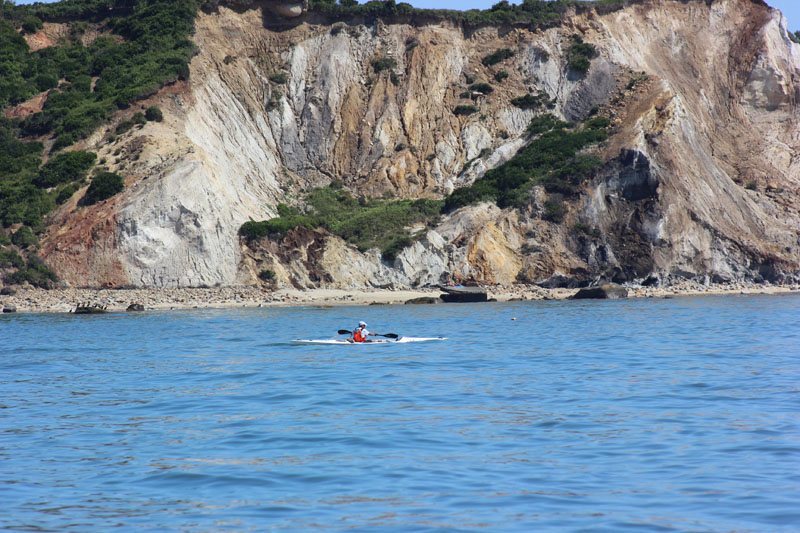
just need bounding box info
[3,305,17,313]
[126,303,146,312]
[273,2,306,18]
[571,284,628,300]
[405,297,440,304]
[0,286,17,295]
[536,275,585,289]
[439,285,488,303]
[74,305,108,314]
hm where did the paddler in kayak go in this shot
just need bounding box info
[348,321,377,343]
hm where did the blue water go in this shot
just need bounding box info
[2,294,799,532]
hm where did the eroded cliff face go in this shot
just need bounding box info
[40,0,800,288]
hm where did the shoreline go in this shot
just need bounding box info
[1,282,799,314]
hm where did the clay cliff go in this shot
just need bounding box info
[37,0,800,288]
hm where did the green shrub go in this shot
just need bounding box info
[542,155,603,196]
[276,203,300,217]
[511,91,553,110]
[482,48,514,66]
[116,120,134,134]
[585,116,610,129]
[469,82,493,94]
[21,15,43,35]
[381,234,413,261]
[494,70,509,82]
[533,46,550,62]
[0,180,54,228]
[132,112,146,125]
[567,35,597,75]
[5,255,57,288]
[453,105,479,116]
[35,73,59,92]
[56,184,77,204]
[0,249,25,269]
[371,57,397,73]
[145,106,163,122]
[526,114,569,135]
[239,214,315,241]
[269,72,288,84]
[11,226,38,248]
[71,75,92,93]
[34,151,96,188]
[542,200,565,223]
[82,171,124,205]
[258,269,275,281]
[51,133,74,153]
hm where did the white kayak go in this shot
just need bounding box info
[293,337,446,345]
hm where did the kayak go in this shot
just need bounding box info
[293,337,446,345]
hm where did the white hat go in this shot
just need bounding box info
[358,321,366,326]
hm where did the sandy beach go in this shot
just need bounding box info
[1,281,798,314]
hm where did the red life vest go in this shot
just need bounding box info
[353,328,367,342]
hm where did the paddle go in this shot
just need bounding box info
[337,329,399,339]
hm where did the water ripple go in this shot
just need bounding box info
[2,295,799,531]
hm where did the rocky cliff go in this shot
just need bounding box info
[38,0,800,288]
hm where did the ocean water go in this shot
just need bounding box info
[2,294,799,532]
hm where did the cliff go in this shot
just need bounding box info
[35,0,800,288]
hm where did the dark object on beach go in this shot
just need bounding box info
[439,285,488,303]
[405,296,440,304]
[571,284,628,300]
[126,303,145,312]
[3,304,17,313]
[1,286,17,296]
[74,302,108,314]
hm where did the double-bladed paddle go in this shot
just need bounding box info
[337,329,399,339]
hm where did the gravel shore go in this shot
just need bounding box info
[1,281,798,314]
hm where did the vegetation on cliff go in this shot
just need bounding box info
[240,184,444,261]
[1,0,199,286]
[444,115,609,212]
[306,0,699,27]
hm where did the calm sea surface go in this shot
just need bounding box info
[2,294,799,532]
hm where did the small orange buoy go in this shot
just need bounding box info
[511,317,517,321]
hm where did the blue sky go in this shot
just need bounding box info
[12,0,800,32]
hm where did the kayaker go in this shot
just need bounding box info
[349,321,376,343]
